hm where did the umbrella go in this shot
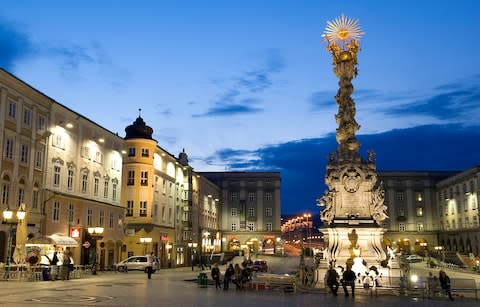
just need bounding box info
[13,207,28,264]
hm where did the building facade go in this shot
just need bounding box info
[201,172,282,256]
[436,166,480,255]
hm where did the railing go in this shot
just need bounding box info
[0,264,89,281]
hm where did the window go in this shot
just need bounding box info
[247,222,255,231]
[109,212,114,228]
[128,147,136,157]
[103,177,109,198]
[162,179,166,194]
[231,223,237,231]
[20,144,29,164]
[4,138,14,159]
[396,191,405,202]
[23,108,31,127]
[53,201,60,221]
[37,115,46,132]
[399,223,406,232]
[265,207,272,217]
[230,192,238,201]
[1,183,9,205]
[32,189,39,209]
[53,166,61,186]
[416,207,423,217]
[140,171,148,186]
[248,192,256,201]
[231,208,238,216]
[35,148,43,169]
[87,208,93,227]
[94,176,99,196]
[7,100,16,119]
[126,201,134,216]
[248,207,255,217]
[68,204,74,224]
[99,210,105,226]
[140,201,147,217]
[264,192,272,201]
[141,148,149,157]
[417,223,424,232]
[127,171,135,185]
[398,207,405,217]
[415,192,423,202]
[67,169,74,190]
[94,151,103,164]
[266,223,273,231]
[17,187,24,206]
[112,182,117,201]
[81,146,91,159]
[81,172,88,193]
[53,134,65,149]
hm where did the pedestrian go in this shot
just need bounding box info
[233,263,242,289]
[223,263,234,290]
[325,265,340,296]
[439,270,454,300]
[342,265,356,297]
[211,263,221,289]
[49,251,59,281]
[146,252,154,279]
[61,248,71,280]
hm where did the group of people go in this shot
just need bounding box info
[44,247,73,281]
[326,264,455,301]
[210,262,252,290]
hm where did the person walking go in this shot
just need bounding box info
[223,263,234,290]
[325,265,340,296]
[146,252,154,279]
[49,251,59,281]
[211,263,221,289]
[342,265,356,297]
[439,270,454,300]
[61,248,71,280]
[233,263,242,290]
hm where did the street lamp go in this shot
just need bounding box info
[3,205,26,266]
[87,226,104,275]
[434,246,444,264]
[140,237,152,255]
[303,213,312,249]
[188,242,198,270]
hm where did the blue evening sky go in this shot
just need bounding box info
[1,1,479,214]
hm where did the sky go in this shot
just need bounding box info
[1,1,480,214]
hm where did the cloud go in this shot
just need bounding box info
[384,77,480,121]
[0,19,130,89]
[0,20,34,70]
[200,124,480,214]
[195,49,285,117]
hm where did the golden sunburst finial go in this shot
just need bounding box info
[323,14,364,47]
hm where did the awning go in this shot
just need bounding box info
[26,233,79,247]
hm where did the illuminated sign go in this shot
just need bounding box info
[70,227,81,238]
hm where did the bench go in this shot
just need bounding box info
[249,273,297,293]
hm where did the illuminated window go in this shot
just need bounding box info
[231,223,237,231]
[398,223,406,232]
[417,223,424,232]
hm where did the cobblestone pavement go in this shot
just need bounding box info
[0,266,478,307]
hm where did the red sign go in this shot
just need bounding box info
[70,227,81,238]
[161,234,169,241]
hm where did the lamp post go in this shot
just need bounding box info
[2,206,26,266]
[303,213,312,250]
[188,242,198,271]
[435,246,444,264]
[140,237,152,255]
[87,226,104,275]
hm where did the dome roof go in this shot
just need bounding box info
[124,115,154,140]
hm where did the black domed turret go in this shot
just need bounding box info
[124,109,154,140]
[178,148,189,166]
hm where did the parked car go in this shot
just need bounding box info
[251,260,268,272]
[405,254,423,263]
[115,256,157,273]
